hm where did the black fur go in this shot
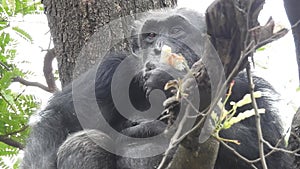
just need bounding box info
[21,8,294,169]
[217,73,294,169]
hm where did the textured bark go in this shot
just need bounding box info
[42,0,177,87]
[43,48,58,92]
[167,136,219,169]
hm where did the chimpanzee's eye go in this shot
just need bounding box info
[145,32,157,42]
[170,26,186,38]
[170,27,183,34]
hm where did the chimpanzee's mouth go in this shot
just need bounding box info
[142,69,178,100]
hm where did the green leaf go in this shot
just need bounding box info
[1,0,13,16]
[257,46,266,51]
[12,26,33,43]
[0,20,9,31]
[3,32,11,45]
[0,2,41,166]
[15,0,22,13]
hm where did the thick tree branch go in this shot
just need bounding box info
[43,48,58,92]
[0,135,24,149]
[12,49,58,93]
[12,76,54,93]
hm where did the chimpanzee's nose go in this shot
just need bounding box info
[154,40,164,55]
[145,61,156,71]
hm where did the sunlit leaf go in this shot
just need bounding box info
[12,26,33,43]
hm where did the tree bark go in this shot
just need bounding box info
[42,0,177,87]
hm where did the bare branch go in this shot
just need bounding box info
[220,141,258,169]
[291,19,300,30]
[0,61,10,70]
[12,48,58,93]
[250,17,288,49]
[158,104,192,169]
[12,76,55,93]
[3,125,29,137]
[0,125,28,149]
[0,135,24,149]
[43,48,58,92]
[246,63,268,169]
[263,139,300,156]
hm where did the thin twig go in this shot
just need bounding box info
[291,19,300,30]
[2,125,29,137]
[220,141,258,169]
[157,104,192,169]
[0,61,10,70]
[263,139,300,155]
[246,63,268,169]
[173,39,253,145]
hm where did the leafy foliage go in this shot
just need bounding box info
[0,0,43,43]
[0,30,39,168]
[0,0,43,168]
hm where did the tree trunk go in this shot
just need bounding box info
[42,0,177,87]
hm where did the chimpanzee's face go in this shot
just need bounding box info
[129,11,206,112]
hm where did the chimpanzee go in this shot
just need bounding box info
[21,8,295,169]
